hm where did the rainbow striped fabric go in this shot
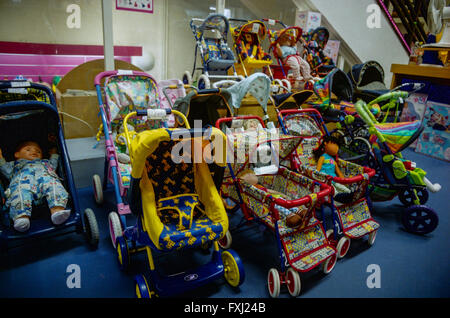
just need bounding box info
[372,120,422,153]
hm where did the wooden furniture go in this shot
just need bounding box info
[390,63,450,88]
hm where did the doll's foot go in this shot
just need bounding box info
[51,209,71,225]
[14,216,30,232]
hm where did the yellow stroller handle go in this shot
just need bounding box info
[123,109,191,158]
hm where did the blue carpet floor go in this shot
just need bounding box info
[0,149,449,298]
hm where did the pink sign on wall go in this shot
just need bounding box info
[116,0,153,13]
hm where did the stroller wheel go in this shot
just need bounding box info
[221,249,245,287]
[336,236,351,259]
[399,188,429,207]
[286,267,301,297]
[218,230,232,249]
[116,236,130,271]
[267,268,280,298]
[197,74,210,89]
[92,174,103,205]
[402,205,438,235]
[322,253,337,274]
[83,208,99,249]
[134,275,153,299]
[367,230,377,246]
[108,212,123,249]
[182,71,192,85]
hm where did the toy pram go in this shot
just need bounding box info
[262,19,310,91]
[301,26,335,77]
[216,114,336,297]
[229,19,273,77]
[115,108,244,298]
[348,60,390,103]
[183,14,243,89]
[0,80,99,252]
[277,108,379,259]
[93,70,174,248]
[354,98,440,235]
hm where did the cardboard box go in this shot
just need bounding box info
[295,10,321,34]
[59,95,101,139]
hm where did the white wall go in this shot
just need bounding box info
[304,0,409,86]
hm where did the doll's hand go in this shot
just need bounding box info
[0,147,3,159]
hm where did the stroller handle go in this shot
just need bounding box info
[367,91,408,110]
[272,181,331,208]
[331,166,376,184]
[215,115,266,129]
[94,70,154,85]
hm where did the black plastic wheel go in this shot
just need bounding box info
[401,205,438,235]
[399,188,429,207]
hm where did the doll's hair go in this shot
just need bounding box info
[15,140,42,153]
[313,135,340,161]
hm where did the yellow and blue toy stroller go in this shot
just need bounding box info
[277,108,379,259]
[116,108,244,298]
[183,14,243,89]
[0,80,99,252]
[216,115,337,297]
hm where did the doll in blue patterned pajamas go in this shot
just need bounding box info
[0,141,70,232]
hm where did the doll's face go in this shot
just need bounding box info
[15,142,43,161]
[324,141,339,156]
[240,172,258,185]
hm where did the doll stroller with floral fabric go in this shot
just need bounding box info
[301,27,335,78]
[216,115,337,297]
[93,70,181,248]
[0,80,99,252]
[115,108,244,298]
[183,14,243,89]
[353,99,440,235]
[277,108,379,259]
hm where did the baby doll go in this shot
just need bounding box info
[275,30,320,88]
[238,169,307,228]
[313,135,351,195]
[0,141,70,232]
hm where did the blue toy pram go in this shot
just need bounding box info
[183,14,243,89]
[0,80,99,252]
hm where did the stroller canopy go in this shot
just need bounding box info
[313,68,352,109]
[372,120,424,154]
[231,20,272,66]
[0,81,55,105]
[349,60,387,92]
[195,14,230,39]
[303,27,330,50]
[226,72,271,114]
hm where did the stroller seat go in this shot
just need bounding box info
[134,129,228,251]
[204,38,236,71]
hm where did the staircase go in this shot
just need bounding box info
[378,0,431,54]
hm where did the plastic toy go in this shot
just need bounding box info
[0,80,99,252]
[117,108,244,298]
[300,26,335,77]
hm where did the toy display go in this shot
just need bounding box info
[0,80,99,251]
[117,108,245,298]
[182,14,243,89]
[216,115,337,297]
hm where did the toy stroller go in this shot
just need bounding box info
[301,27,335,78]
[354,98,440,235]
[348,60,390,104]
[0,80,99,252]
[93,70,179,248]
[116,108,244,298]
[262,19,314,92]
[216,115,337,297]
[228,19,273,77]
[277,108,379,259]
[183,14,243,89]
